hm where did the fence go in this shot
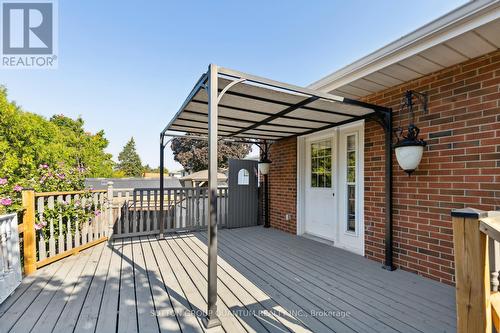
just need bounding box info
[451,208,500,333]
[0,214,22,304]
[19,184,230,275]
[111,187,229,238]
[21,186,112,275]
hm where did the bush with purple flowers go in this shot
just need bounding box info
[0,163,87,215]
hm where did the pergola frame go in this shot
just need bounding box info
[160,64,394,328]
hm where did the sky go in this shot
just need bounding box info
[1,0,467,171]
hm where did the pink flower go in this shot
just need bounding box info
[13,185,22,192]
[35,223,43,230]
[0,178,7,185]
[57,173,66,179]
[94,210,101,217]
[39,164,49,169]
[1,198,12,206]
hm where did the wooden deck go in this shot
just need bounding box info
[0,226,456,333]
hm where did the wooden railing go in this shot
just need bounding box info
[0,213,22,303]
[19,184,229,275]
[111,187,229,238]
[452,208,500,333]
[21,184,113,275]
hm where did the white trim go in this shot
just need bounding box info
[308,0,500,92]
[296,120,365,256]
[336,123,365,256]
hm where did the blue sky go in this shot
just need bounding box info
[1,0,467,171]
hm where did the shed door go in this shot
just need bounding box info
[228,159,258,228]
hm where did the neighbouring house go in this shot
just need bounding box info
[268,0,500,285]
[168,169,190,178]
[179,169,227,187]
[85,177,181,190]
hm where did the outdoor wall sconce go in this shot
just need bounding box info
[258,159,271,175]
[394,90,428,175]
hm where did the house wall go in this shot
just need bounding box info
[268,49,500,285]
[268,137,297,234]
[362,50,500,285]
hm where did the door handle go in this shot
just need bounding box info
[332,193,335,197]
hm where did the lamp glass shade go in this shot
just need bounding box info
[395,145,424,173]
[258,162,271,175]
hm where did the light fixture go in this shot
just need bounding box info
[258,159,271,175]
[394,90,427,176]
[256,141,273,228]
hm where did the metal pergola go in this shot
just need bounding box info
[160,64,393,327]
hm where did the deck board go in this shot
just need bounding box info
[73,239,114,333]
[224,228,455,332]
[0,226,456,333]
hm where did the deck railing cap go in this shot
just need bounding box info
[451,207,489,219]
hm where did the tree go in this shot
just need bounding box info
[170,134,252,172]
[0,86,115,213]
[117,137,143,176]
[49,115,114,177]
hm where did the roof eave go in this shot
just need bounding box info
[308,0,500,92]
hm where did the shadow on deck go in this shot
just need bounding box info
[0,226,456,333]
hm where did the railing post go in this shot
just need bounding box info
[452,208,491,333]
[22,189,36,275]
[107,181,114,241]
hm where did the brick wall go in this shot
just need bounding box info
[363,50,500,284]
[267,50,500,285]
[268,137,297,234]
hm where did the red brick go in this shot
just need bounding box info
[268,49,500,286]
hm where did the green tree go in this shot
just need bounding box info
[171,133,252,172]
[0,86,115,213]
[49,115,114,177]
[117,137,143,176]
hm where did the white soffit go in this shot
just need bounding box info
[309,0,500,98]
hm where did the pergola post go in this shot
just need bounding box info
[383,110,395,271]
[206,63,221,328]
[159,133,165,238]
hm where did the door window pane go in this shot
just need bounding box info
[346,134,356,232]
[238,169,249,185]
[347,185,356,232]
[310,140,332,188]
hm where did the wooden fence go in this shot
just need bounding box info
[19,184,230,275]
[21,186,112,275]
[452,208,500,333]
[0,213,22,304]
[111,187,229,238]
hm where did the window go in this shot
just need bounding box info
[238,169,249,185]
[310,140,332,188]
[346,134,356,232]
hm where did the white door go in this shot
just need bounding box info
[299,122,364,256]
[304,134,336,240]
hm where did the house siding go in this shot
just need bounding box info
[268,49,500,285]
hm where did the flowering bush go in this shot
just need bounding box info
[36,192,104,247]
[0,163,87,215]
